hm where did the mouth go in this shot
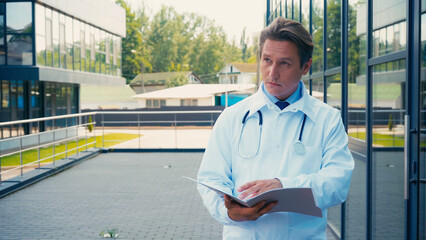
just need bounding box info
[265,81,281,87]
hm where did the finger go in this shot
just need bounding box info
[238,188,259,200]
[251,200,267,212]
[258,201,278,215]
[237,181,257,192]
[224,195,232,209]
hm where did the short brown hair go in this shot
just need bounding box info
[259,17,314,68]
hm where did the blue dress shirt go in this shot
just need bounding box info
[197,81,354,239]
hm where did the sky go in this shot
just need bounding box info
[120,0,265,45]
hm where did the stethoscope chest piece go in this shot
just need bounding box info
[293,141,305,155]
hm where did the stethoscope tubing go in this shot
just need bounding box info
[238,109,307,158]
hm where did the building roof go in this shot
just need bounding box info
[81,84,136,102]
[130,71,201,85]
[133,84,256,99]
[230,63,258,73]
[81,84,139,109]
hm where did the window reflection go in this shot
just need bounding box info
[311,0,323,73]
[293,0,300,22]
[372,59,405,148]
[286,0,293,19]
[327,74,341,109]
[419,12,426,240]
[7,34,32,65]
[6,2,32,34]
[301,0,310,30]
[372,0,406,57]
[0,14,4,65]
[311,77,324,102]
[326,0,341,69]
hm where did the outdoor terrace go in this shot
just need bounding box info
[0,112,338,239]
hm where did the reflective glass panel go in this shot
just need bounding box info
[326,74,341,109]
[293,0,300,22]
[0,14,4,65]
[311,77,324,102]
[6,2,32,34]
[302,75,309,93]
[312,0,324,73]
[372,59,406,239]
[286,0,293,19]
[372,0,406,57]
[326,0,341,69]
[301,0,310,30]
[35,4,45,36]
[420,12,426,240]
[36,35,46,66]
[345,1,367,238]
[7,35,33,65]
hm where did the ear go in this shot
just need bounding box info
[302,58,312,75]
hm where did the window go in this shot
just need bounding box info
[52,11,59,68]
[181,99,198,106]
[311,0,324,73]
[35,4,46,66]
[6,2,33,65]
[73,18,80,71]
[0,4,5,65]
[65,16,73,70]
[326,0,341,69]
[146,99,162,108]
[372,0,406,57]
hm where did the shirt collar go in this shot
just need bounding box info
[247,81,317,123]
[262,81,301,105]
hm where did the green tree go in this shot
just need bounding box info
[117,1,252,85]
[326,0,341,69]
[115,0,144,83]
[240,27,249,62]
[165,73,188,87]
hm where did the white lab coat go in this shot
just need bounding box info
[197,82,354,239]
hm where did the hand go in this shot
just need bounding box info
[237,179,282,200]
[224,195,278,221]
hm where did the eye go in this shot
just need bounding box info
[263,57,271,63]
[280,61,290,66]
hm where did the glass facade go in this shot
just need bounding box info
[5,2,32,65]
[0,1,124,138]
[33,3,121,75]
[266,0,423,239]
[420,2,426,239]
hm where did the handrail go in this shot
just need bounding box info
[0,110,222,183]
[0,112,95,127]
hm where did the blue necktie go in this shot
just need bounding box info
[275,101,289,110]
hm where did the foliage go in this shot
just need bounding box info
[388,114,394,131]
[87,116,94,132]
[165,73,188,88]
[100,228,119,238]
[116,1,250,84]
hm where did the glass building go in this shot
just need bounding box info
[0,0,125,138]
[266,0,425,239]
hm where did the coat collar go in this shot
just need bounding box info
[246,81,317,123]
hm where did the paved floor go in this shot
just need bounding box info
[0,152,222,240]
[0,152,338,239]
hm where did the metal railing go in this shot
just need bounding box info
[0,112,97,183]
[0,110,222,183]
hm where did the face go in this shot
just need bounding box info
[260,39,312,101]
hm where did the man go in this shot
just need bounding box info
[197,17,354,239]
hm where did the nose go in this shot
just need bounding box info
[268,63,279,80]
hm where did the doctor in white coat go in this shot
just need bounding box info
[197,17,354,239]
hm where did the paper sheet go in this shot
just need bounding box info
[184,176,322,217]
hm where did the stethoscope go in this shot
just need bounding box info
[237,109,307,158]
